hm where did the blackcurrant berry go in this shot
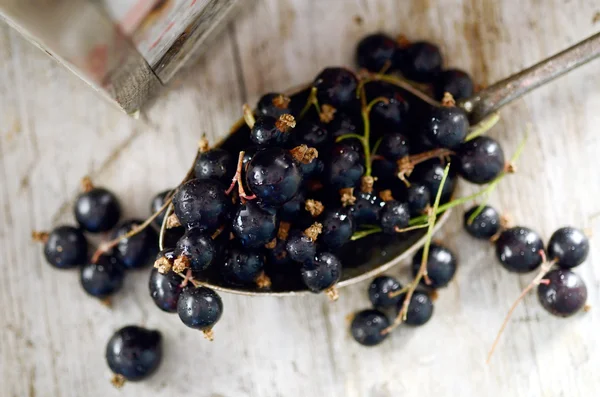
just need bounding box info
[175,228,217,272]
[242,146,260,170]
[106,326,162,382]
[194,148,235,185]
[266,238,292,267]
[326,112,362,140]
[173,178,232,231]
[350,309,390,346]
[313,67,359,110]
[412,160,457,203]
[547,227,590,269]
[149,267,181,313]
[325,144,365,189]
[42,226,88,269]
[246,147,303,206]
[74,182,121,233]
[280,190,306,222]
[256,93,292,118]
[301,252,342,293]
[401,290,434,326]
[538,269,587,317]
[458,136,505,184]
[232,201,278,248]
[150,190,171,227]
[463,205,501,239]
[434,69,474,101]
[406,183,431,216]
[80,255,125,299]
[286,223,322,263]
[250,114,296,146]
[351,191,384,226]
[222,247,265,286]
[368,276,405,308]
[495,227,544,273]
[421,103,469,150]
[365,82,409,131]
[379,200,410,234]
[356,33,398,73]
[379,133,410,161]
[412,243,457,288]
[320,207,355,249]
[397,41,443,83]
[161,227,185,250]
[111,220,158,270]
[292,120,330,150]
[177,286,223,331]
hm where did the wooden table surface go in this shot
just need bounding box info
[1,1,599,396]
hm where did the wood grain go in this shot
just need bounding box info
[1,1,599,396]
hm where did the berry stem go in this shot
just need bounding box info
[486,251,554,364]
[360,96,389,177]
[465,112,501,142]
[225,151,256,200]
[243,104,256,128]
[350,226,381,241]
[371,137,384,157]
[158,203,174,251]
[357,73,441,107]
[298,87,321,119]
[382,163,450,334]
[335,133,364,142]
[397,148,454,185]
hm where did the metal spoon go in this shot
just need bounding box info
[200,31,600,296]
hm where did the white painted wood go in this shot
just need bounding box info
[1,1,599,396]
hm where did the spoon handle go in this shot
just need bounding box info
[460,32,600,123]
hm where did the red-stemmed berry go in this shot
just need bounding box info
[495,226,544,273]
[538,269,587,317]
[368,275,405,308]
[547,227,590,269]
[411,243,457,288]
[351,309,391,346]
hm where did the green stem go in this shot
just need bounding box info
[299,87,319,119]
[361,108,372,176]
[371,137,384,157]
[465,112,500,142]
[350,227,382,241]
[335,133,364,143]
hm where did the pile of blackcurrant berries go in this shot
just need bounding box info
[32,28,593,384]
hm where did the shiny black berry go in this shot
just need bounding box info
[421,104,469,149]
[173,178,231,231]
[547,227,590,269]
[379,133,410,160]
[222,247,265,286]
[280,190,306,222]
[351,309,390,346]
[75,184,121,233]
[412,161,457,203]
[365,82,409,131]
[150,190,171,227]
[406,183,431,216]
[250,114,295,147]
[320,208,354,248]
[495,227,544,273]
[313,67,359,110]
[412,243,457,288]
[464,205,500,239]
[401,291,434,326]
[246,147,303,206]
[538,269,587,317]
[285,224,321,263]
[325,144,365,189]
[368,276,405,308]
[106,326,162,381]
[398,41,442,83]
[458,137,505,184]
[232,201,278,248]
[256,93,292,118]
[292,120,330,149]
[149,267,181,313]
[194,149,235,185]
[433,69,474,101]
[80,255,125,298]
[111,220,158,270]
[379,200,410,234]
[351,191,384,226]
[356,33,398,73]
[177,286,223,330]
[42,226,88,269]
[327,112,362,140]
[175,228,216,272]
[301,252,342,293]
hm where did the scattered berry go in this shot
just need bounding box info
[401,290,434,326]
[74,179,121,233]
[412,243,457,288]
[351,309,390,346]
[112,220,158,270]
[464,205,501,239]
[80,255,125,299]
[356,33,398,73]
[547,227,590,269]
[368,275,405,308]
[106,326,162,383]
[41,226,88,269]
[194,148,235,185]
[495,227,544,273]
[538,269,587,317]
